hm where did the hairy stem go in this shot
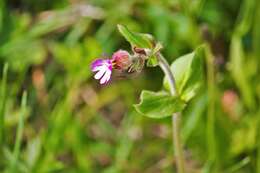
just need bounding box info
[157,53,185,173]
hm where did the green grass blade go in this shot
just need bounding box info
[225,157,250,173]
[9,91,27,173]
[0,0,5,32]
[205,44,217,169]
[0,63,8,146]
[258,111,260,173]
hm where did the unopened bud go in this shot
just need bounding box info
[112,50,131,70]
[133,47,152,58]
[133,47,146,55]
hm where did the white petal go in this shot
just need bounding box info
[92,66,103,72]
[100,70,111,84]
[94,66,106,79]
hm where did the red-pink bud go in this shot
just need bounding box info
[112,50,131,70]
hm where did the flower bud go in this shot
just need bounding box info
[112,50,131,70]
[133,47,152,57]
[133,47,146,55]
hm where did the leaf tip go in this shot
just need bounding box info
[117,24,125,32]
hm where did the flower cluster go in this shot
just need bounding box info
[91,50,132,84]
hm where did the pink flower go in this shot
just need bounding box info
[91,50,132,84]
[112,50,131,70]
[91,59,112,84]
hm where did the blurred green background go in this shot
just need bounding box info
[0,0,259,172]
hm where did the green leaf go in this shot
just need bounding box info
[146,55,158,67]
[164,46,204,102]
[146,43,162,67]
[118,25,163,67]
[117,24,154,48]
[134,90,186,119]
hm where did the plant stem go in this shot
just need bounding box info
[172,112,184,173]
[157,53,185,173]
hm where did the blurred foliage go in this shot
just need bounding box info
[0,0,259,172]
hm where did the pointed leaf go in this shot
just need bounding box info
[146,43,162,67]
[134,90,186,119]
[164,46,204,102]
[117,24,153,48]
[146,55,158,67]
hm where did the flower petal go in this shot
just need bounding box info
[94,66,106,80]
[92,66,103,72]
[91,58,113,84]
[91,59,103,71]
[100,70,111,84]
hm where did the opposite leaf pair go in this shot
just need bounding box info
[135,47,204,118]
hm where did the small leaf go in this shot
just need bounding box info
[146,43,163,67]
[152,42,163,54]
[164,46,204,102]
[146,55,158,67]
[134,90,186,119]
[117,24,153,48]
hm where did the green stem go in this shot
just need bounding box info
[157,53,185,173]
